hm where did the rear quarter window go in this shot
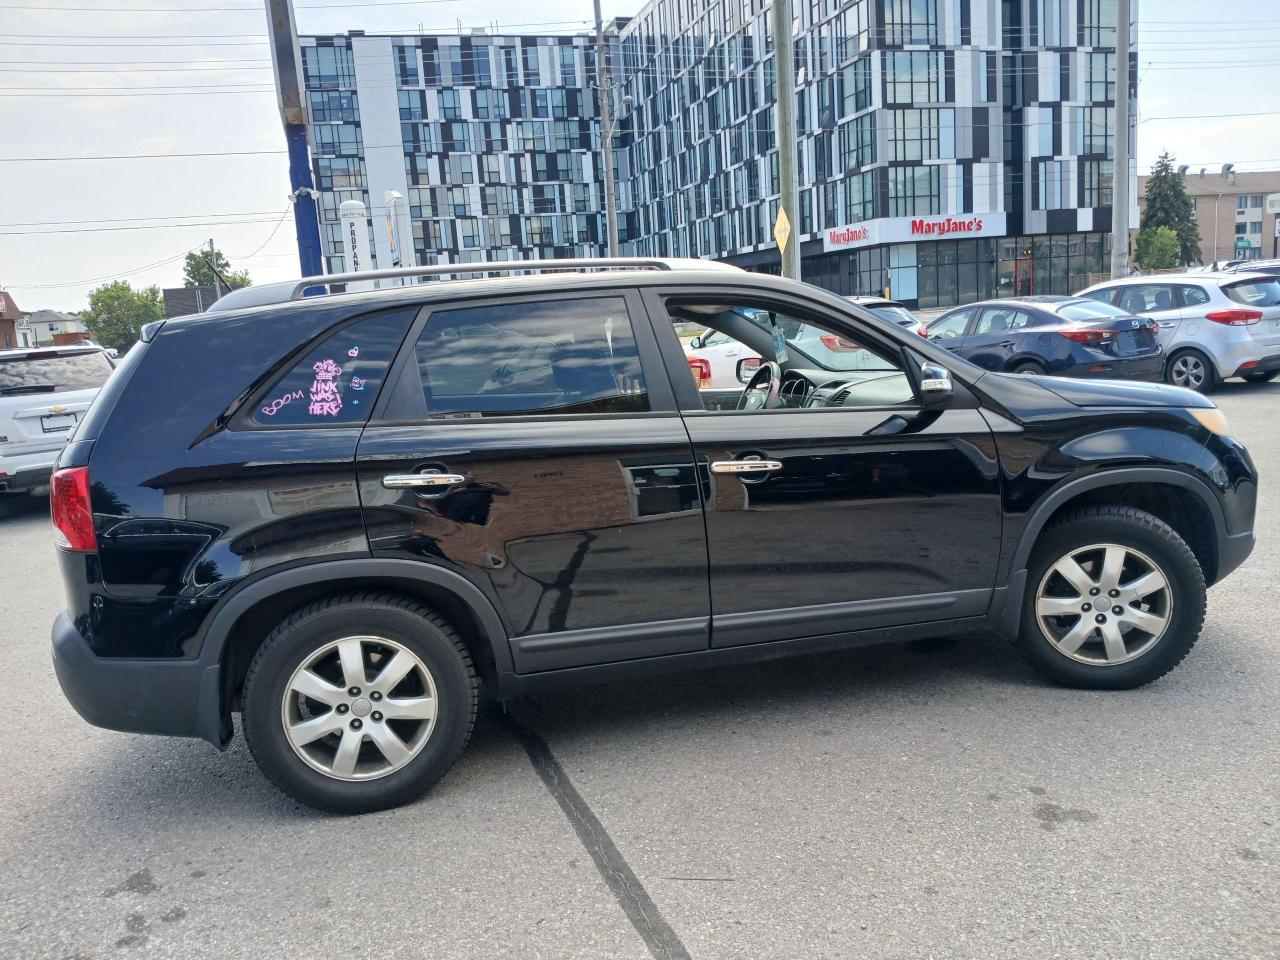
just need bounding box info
[251,307,415,426]
[1225,279,1280,308]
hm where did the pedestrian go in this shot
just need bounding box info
[1129,263,1142,277]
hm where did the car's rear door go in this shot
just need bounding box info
[1115,283,1185,348]
[356,288,710,675]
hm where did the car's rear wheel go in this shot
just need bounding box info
[1011,361,1045,376]
[1016,505,1206,689]
[1165,348,1217,393]
[242,592,478,813]
[1241,369,1278,383]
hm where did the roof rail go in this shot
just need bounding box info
[206,257,730,313]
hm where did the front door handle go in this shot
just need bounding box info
[382,471,466,489]
[709,459,782,474]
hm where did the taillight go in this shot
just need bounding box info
[820,334,861,351]
[50,467,96,552]
[687,357,711,388]
[1205,308,1262,325]
[1057,328,1117,343]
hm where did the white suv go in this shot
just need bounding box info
[1078,272,1280,392]
[0,345,115,495]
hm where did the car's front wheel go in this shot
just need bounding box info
[1165,348,1218,393]
[1017,505,1206,689]
[242,592,478,813]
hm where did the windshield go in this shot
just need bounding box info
[1225,279,1280,307]
[867,305,919,326]
[0,351,114,395]
[1056,300,1133,321]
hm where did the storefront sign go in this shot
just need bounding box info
[823,212,1007,252]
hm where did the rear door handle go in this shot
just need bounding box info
[382,471,466,489]
[709,459,782,474]
[1160,322,1177,328]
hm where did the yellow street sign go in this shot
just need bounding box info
[773,207,792,253]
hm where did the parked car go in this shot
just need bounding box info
[924,296,1164,380]
[684,325,761,388]
[1079,272,1280,390]
[1224,258,1280,278]
[845,296,929,337]
[0,344,115,495]
[50,259,1256,813]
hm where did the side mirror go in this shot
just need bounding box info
[689,335,703,349]
[919,362,954,408]
[736,357,763,384]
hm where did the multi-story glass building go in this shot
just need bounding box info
[299,31,608,275]
[300,0,1135,309]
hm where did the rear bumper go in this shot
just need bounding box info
[52,611,226,747]
[0,453,57,492]
[1069,353,1164,382]
[1230,353,1280,378]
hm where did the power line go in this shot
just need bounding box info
[231,207,295,260]
[0,0,461,9]
[0,210,289,227]
[1,217,291,236]
[4,247,199,289]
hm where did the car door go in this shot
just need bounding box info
[924,308,974,355]
[1114,284,1184,349]
[356,289,710,675]
[644,287,1003,649]
[959,307,1037,371]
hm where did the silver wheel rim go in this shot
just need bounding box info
[281,635,438,781]
[1171,354,1205,389]
[1035,543,1173,666]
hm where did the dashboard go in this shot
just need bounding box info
[779,368,916,409]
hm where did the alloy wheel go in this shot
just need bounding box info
[1034,543,1173,665]
[281,635,438,781]
[1170,354,1206,390]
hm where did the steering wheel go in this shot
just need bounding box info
[737,361,782,411]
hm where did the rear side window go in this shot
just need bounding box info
[252,308,414,426]
[1057,300,1131,321]
[1117,285,1177,314]
[0,350,113,395]
[1081,288,1117,305]
[1225,279,1280,307]
[409,296,649,418]
[974,307,1034,334]
[1179,285,1211,307]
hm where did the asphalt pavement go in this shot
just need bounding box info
[1,381,1277,959]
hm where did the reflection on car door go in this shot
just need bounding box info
[356,290,710,675]
[958,307,1035,371]
[646,289,1003,649]
[1116,284,1184,348]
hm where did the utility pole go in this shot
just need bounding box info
[206,238,223,298]
[593,0,620,257]
[770,0,801,280]
[1109,0,1131,278]
[264,0,324,280]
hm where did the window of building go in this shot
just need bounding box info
[394,44,419,85]
[1249,221,1263,234]
[302,44,355,88]
[397,89,426,121]
[888,165,940,217]
[1082,160,1113,207]
[315,157,366,190]
[1078,106,1112,156]
[884,0,939,45]
[888,108,955,162]
[522,44,541,85]
[1086,52,1115,102]
[438,89,461,120]
[885,51,943,105]
[1035,159,1066,210]
[408,297,648,418]
[310,90,359,123]
[313,123,363,157]
[1079,0,1118,46]
[252,309,415,426]
[559,46,577,85]
[843,169,876,222]
[839,56,872,117]
[1250,194,1264,207]
[838,112,875,170]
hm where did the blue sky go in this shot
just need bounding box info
[2,0,1278,311]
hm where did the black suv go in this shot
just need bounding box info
[50,260,1258,813]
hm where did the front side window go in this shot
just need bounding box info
[410,297,649,418]
[927,310,971,340]
[252,309,414,426]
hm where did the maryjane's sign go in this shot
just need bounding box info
[823,212,1007,252]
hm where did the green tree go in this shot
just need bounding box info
[1134,225,1180,270]
[182,249,250,289]
[1139,151,1201,265]
[82,281,163,352]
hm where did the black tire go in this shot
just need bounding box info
[1165,348,1218,393]
[1241,369,1279,383]
[1016,505,1206,690]
[1011,361,1046,376]
[242,592,478,814]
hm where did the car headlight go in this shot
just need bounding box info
[1189,407,1231,436]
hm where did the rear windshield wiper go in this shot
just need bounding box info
[0,384,60,395]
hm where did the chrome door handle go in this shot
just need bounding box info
[1160,322,1177,328]
[381,471,466,489]
[709,459,782,474]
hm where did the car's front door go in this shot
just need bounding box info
[646,289,1003,649]
[356,289,710,674]
[959,306,1037,371]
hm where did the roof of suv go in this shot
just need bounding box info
[1087,272,1276,287]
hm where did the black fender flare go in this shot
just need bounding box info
[990,466,1228,639]
[193,559,512,746]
